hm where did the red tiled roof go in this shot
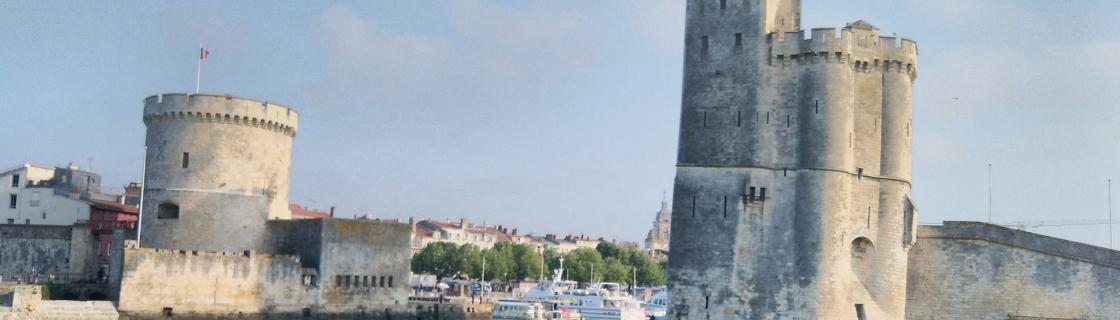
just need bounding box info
[289,203,330,218]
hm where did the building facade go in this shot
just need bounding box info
[0,164,118,226]
[667,0,918,319]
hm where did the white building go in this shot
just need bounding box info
[0,164,97,225]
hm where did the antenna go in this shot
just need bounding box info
[988,163,993,224]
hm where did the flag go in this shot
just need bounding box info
[200,48,210,60]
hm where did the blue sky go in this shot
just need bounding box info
[3,1,1120,247]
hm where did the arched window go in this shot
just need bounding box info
[158,202,180,219]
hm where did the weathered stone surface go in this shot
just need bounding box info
[668,0,917,319]
[907,222,1120,319]
[140,93,297,252]
[117,219,411,317]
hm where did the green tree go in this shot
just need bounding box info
[596,242,620,259]
[510,243,544,281]
[411,242,461,279]
[562,248,604,283]
[455,244,484,279]
[601,257,631,283]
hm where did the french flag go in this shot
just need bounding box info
[200,48,210,60]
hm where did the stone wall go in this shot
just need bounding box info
[116,245,313,316]
[907,221,1120,319]
[117,218,411,318]
[0,224,99,283]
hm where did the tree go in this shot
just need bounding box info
[455,244,483,279]
[596,241,621,259]
[411,242,460,279]
[510,243,543,281]
[563,248,604,283]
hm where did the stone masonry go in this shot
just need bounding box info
[667,0,918,319]
[140,93,297,252]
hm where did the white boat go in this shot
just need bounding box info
[493,299,546,319]
[524,258,647,320]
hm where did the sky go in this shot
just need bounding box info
[2,1,1120,247]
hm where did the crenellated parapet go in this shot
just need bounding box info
[142,93,299,137]
[768,20,918,79]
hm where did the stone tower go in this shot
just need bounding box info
[645,195,672,252]
[140,93,298,252]
[667,0,918,319]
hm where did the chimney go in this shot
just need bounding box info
[329,206,336,218]
[409,217,417,233]
[459,218,467,228]
[512,228,519,236]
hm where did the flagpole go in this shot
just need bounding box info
[195,44,202,94]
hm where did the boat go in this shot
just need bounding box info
[523,258,647,320]
[493,299,546,319]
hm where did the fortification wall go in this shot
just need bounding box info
[140,93,297,252]
[118,218,412,318]
[306,219,411,313]
[116,245,313,316]
[0,225,100,283]
[907,222,1120,319]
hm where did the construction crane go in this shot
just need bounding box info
[999,220,1119,230]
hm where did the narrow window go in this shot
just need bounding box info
[8,194,16,209]
[10,174,19,188]
[855,304,867,320]
[786,115,791,128]
[867,206,872,229]
[748,187,756,203]
[363,276,369,287]
[701,36,709,54]
[815,100,819,114]
[354,275,361,287]
[181,152,190,169]
[157,202,180,219]
[734,33,742,49]
[722,196,728,218]
[719,0,726,10]
[759,188,767,202]
[41,212,45,220]
[783,169,788,177]
[705,295,710,309]
[702,111,708,127]
[857,168,864,180]
[336,275,343,287]
[380,276,386,288]
[389,276,394,287]
[736,111,741,127]
[907,122,911,137]
[766,112,770,124]
[344,275,350,287]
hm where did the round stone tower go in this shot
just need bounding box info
[140,93,298,252]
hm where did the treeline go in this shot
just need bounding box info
[411,241,667,286]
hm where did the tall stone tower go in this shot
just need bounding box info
[667,0,918,319]
[645,195,672,253]
[140,93,298,252]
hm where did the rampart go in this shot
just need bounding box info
[142,93,298,137]
[907,221,1120,319]
[769,25,918,79]
[117,218,412,319]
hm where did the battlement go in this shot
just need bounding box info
[142,93,299,137]
[769,22,917,78]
